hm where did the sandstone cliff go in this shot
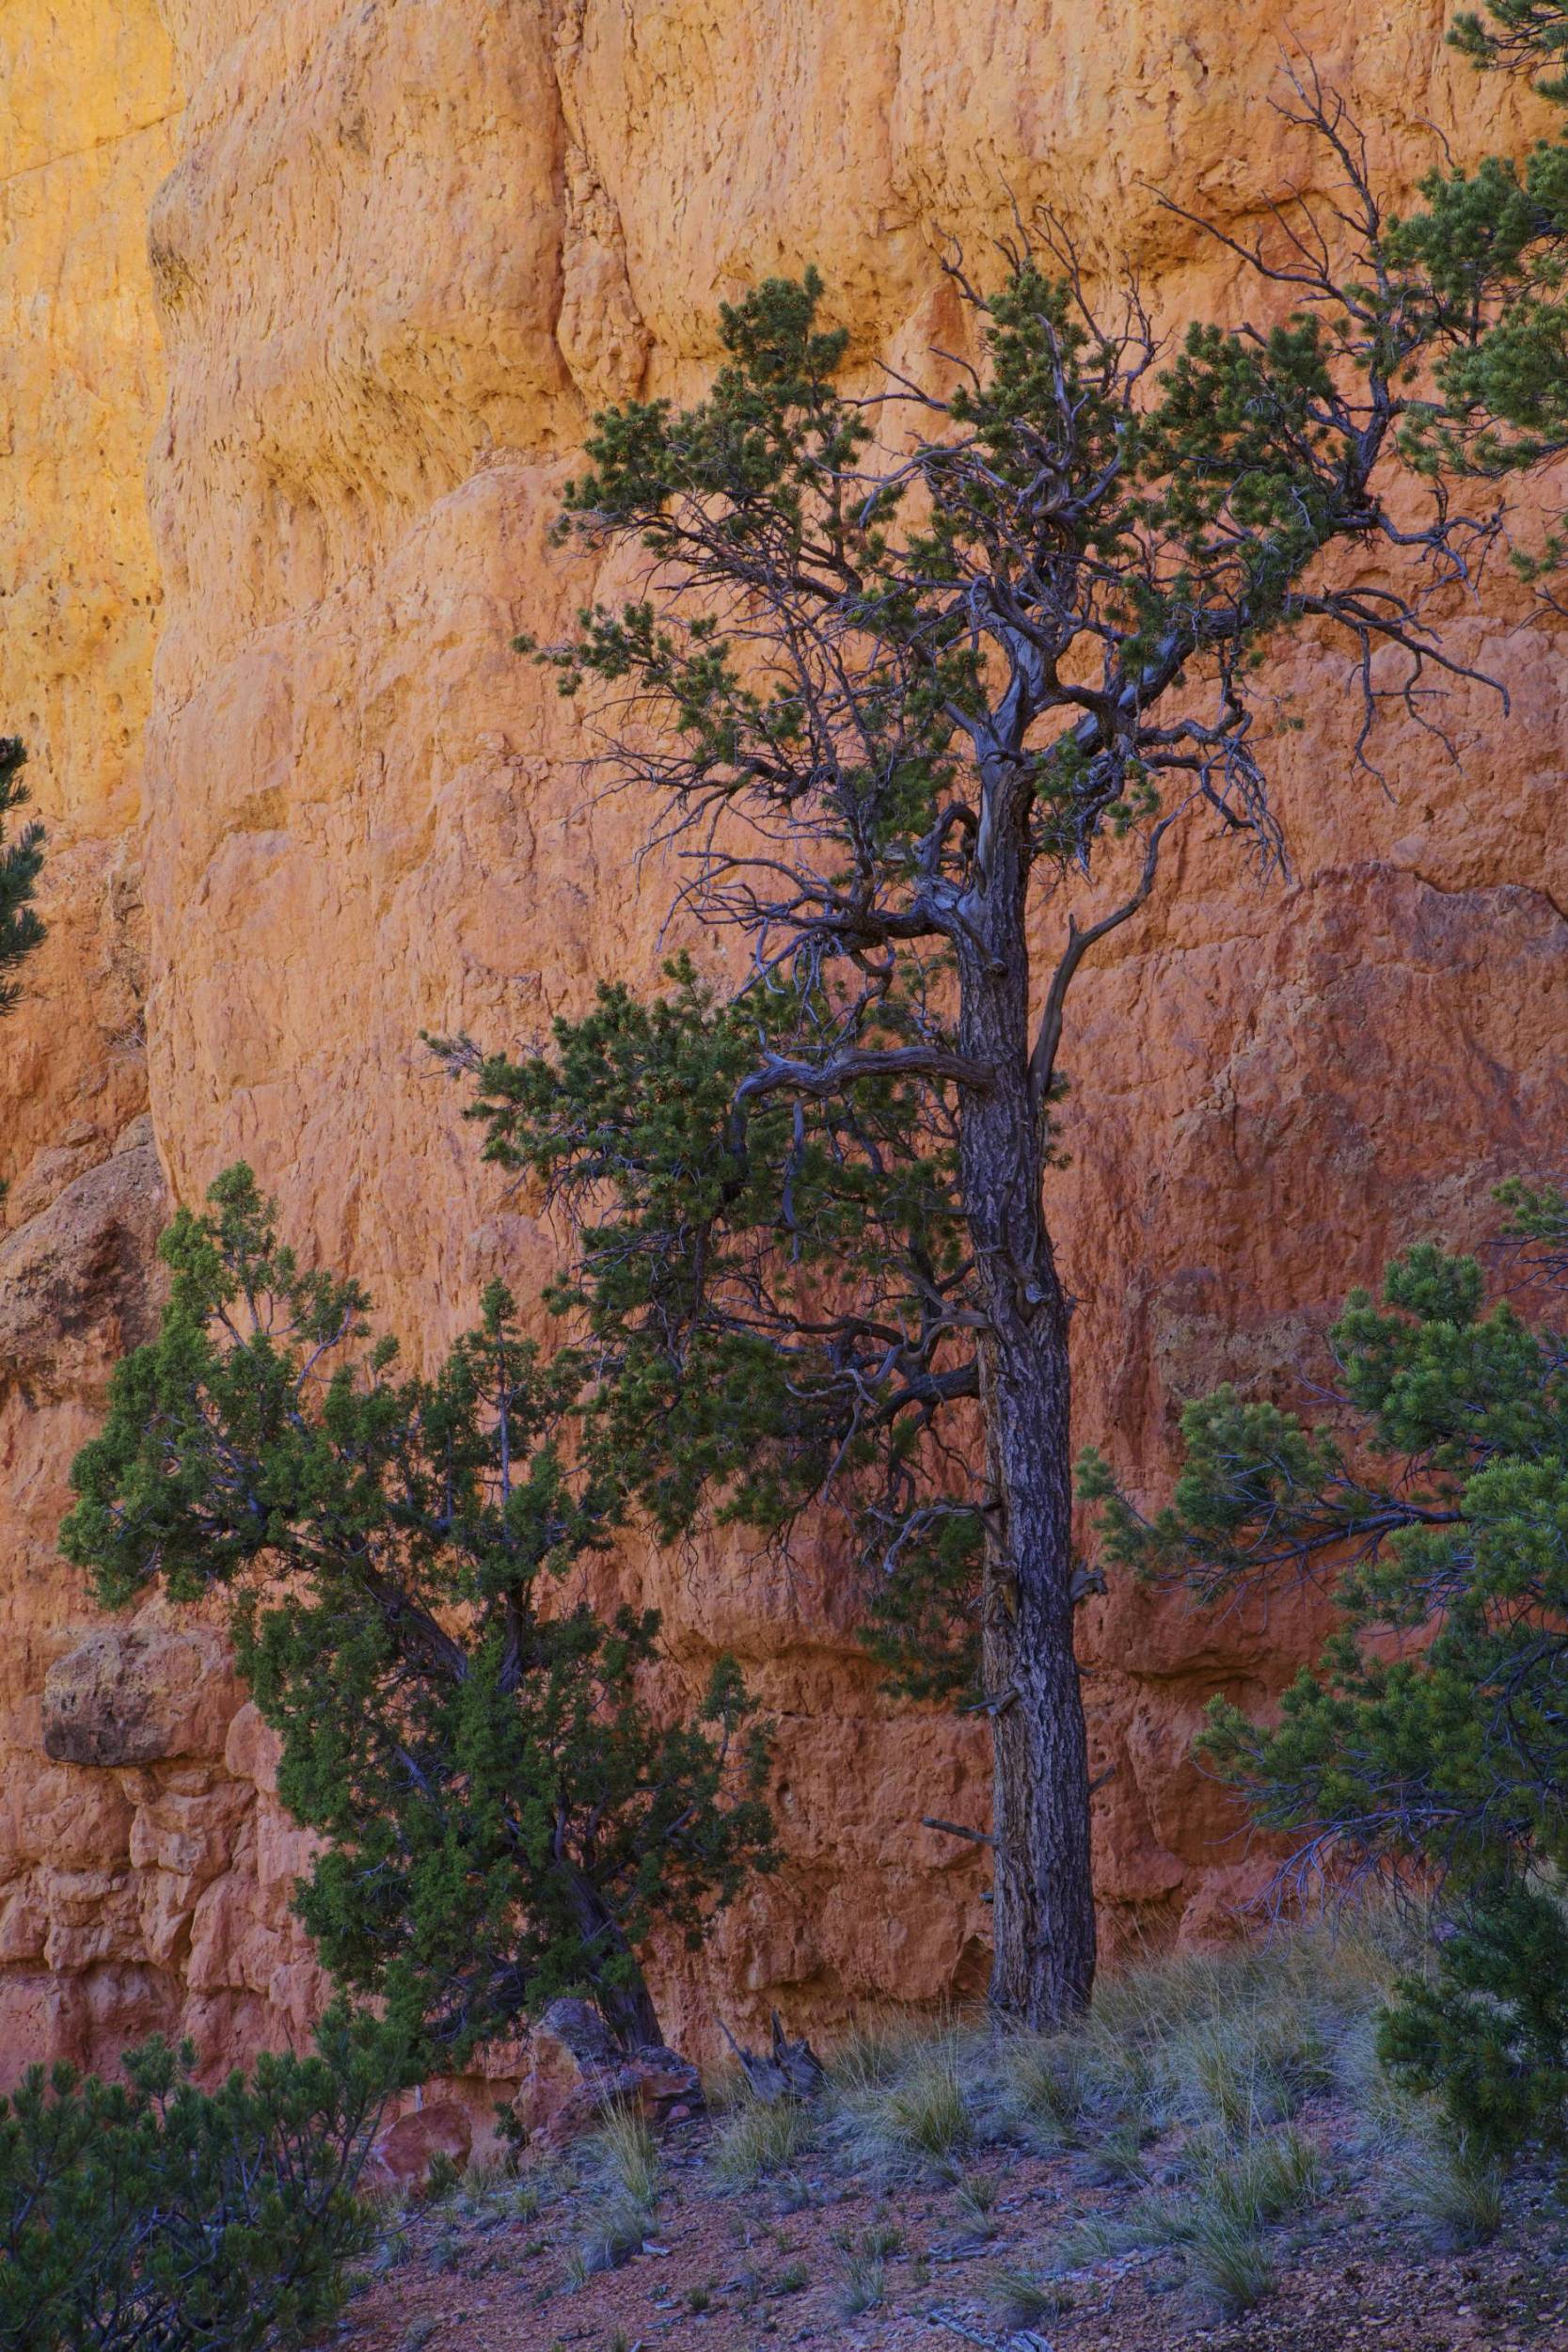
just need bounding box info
[2,1,1565,2088]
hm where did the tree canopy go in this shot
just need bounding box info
[437,58,1568,2022]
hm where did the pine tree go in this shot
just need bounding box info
[0,737,44,1020]
[1082,1184,1568,2155]
[1450,0,1568,98]
[437,65,1568,2026]
[1,2006,392,2352]
[63,1168,776,2061]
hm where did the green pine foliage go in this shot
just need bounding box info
[0,2009,391,2352]
[1450,0,1568,98]
[1393,0,1568,469]
[1379,1877,1568,2159]
[1082,1181,1568,2156]
[451,954,982,1701]
[62,1166,776,2061]
[0,736,45,1020]
[439,69,1568,1712]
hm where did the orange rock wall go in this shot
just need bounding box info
[2,1,1566,2079]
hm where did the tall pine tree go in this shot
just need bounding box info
[440,59,1568,2026]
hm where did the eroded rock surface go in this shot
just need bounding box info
[42,1626,242,1771]
[1,1,1565,2087]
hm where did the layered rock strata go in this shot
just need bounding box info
[2,1,1565,2085]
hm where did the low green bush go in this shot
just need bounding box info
[0,2009,394,2351]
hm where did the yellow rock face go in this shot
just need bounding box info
[3,0,1568,2080]
[0,0,182,2076]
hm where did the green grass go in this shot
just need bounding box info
[593,2101,660,2212]
[955,2166,1002,2228]
[709,2095,813,2187]
[1393,2132,1505,2249]
[834,2246,886,2316]
[988,2264,1069,2328]
[572,2198,648,2279]
[825,2009,926,2102]
[1186,2210,1275,2316]
[877,2045,974,2167]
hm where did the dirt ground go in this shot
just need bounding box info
[335,2093,1568,2352]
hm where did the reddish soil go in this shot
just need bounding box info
[335,2102,1568,2352]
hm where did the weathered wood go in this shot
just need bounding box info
[721,2010,826,2103]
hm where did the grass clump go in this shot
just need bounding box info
[1205,2127,1323,2232]
[571,2198,648,2279]
[826,2010,924,2102]
[1186,2210,1275,2317]
[1003,2026,1138,2150]
[834,2246,886,2317]
[1393,2131,1505,2249]
[1071,2118,1151,2187]
[710,2096,812,2187]
[989,2265,1069,2328]
[879,2046,973,2168]
[955,2167,1001,2229]
[593,2102,659,2212]
[1174,2003,1333,2133]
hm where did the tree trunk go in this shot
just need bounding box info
[974,1268,1097,2026]
[957,795,1097,2029]
[565,1866,665,2049]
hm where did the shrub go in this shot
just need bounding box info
[1378,1878,1568,2161]
[0,2013,391,2352]
[1086,1184,1568,2157]
[63,1167,776,2061]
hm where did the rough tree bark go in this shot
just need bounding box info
[958,750,1096,2026]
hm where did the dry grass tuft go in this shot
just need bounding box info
[989,2263,1070,2328]
[1186,2209,1275,2316]
[833,2235,888,2315]
[569,2198,648,2280]
[879,2044,974,2167]
[825,2007,928,2102]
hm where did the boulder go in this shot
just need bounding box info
[0,1144,166,1403]
[368,2098,473,2194]
[42,1628,243,1770]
